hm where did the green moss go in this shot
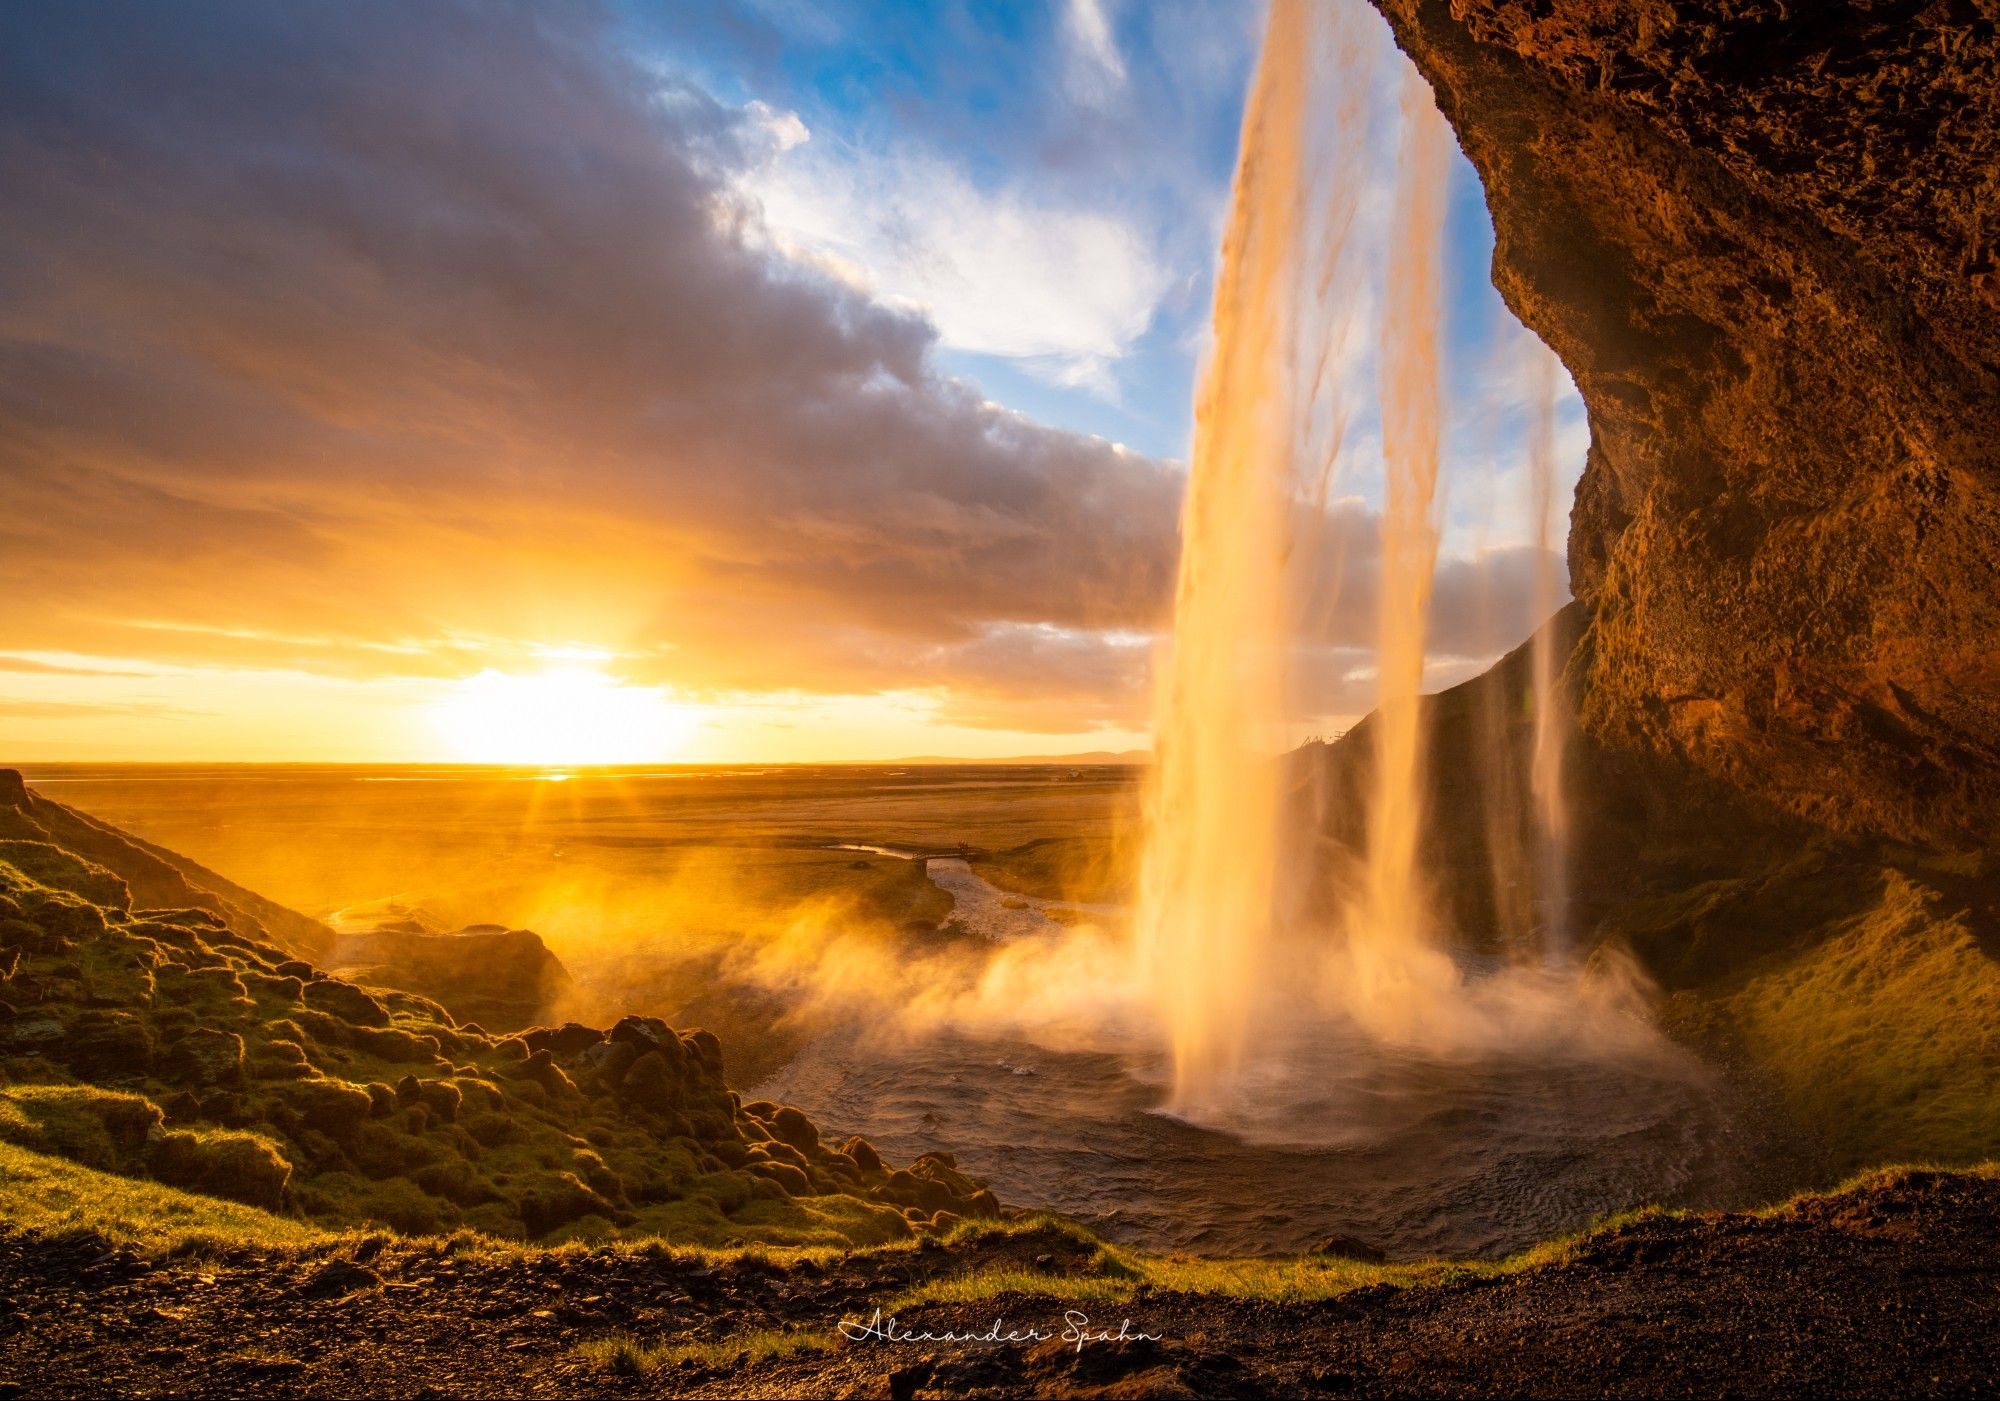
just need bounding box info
[295,1171,451,1235]
[1717,872,2000,1172]
[0,1085,163,1170]
[146,1127,292,1208]
[0,842,130,911]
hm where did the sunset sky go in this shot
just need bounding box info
[0,0,1585,764]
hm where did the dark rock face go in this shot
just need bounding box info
[1371,1,2000,844]
[326,925,572,1031]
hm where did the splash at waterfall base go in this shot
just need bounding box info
[757,689,1789,1260]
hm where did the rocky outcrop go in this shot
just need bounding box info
[0,817,999,1243]
[0,770,334,960]
[328,924,573,1032]
[1370,1,2000,845]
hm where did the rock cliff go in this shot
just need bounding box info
[1370,0,2000,845]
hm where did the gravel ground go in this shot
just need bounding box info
[1,1168,1996,1399]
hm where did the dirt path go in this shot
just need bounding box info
[2,1170,1996,1398]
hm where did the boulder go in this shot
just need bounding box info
[302,978,391,1028]
[524,1022,604,1059]
[286,1077,373,1137]
[322,924,573,1031]
[608,1015,672,1051]
[65,1010,154,1079]
[616,1050,681,1114]
[579,1038,640,1084]
[748,1160,812,1198]
[768,1105,819,1154]
[148,1129,291,1209]
[1312,1234,1388,1264]
[161,1027,245,1085]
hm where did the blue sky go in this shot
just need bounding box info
[622,0,1259,460]
[626,0,1586,534]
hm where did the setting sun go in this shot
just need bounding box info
[427,665,698,765]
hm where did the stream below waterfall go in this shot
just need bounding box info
[754,856,1766,1260]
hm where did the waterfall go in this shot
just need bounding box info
[1139,0,1603,1113]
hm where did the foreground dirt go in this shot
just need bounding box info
[1,1169,1996,1398]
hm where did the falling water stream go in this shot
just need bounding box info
[1130,0,1311,1117]
[1525,342,1572,960]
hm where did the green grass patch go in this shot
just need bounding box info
[0,1085,162,1170]
[1716,872,2000,1172]
[0,1139,329,1254]
[576,1326,829,1376]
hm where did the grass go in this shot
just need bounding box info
[563,1212,1602,1376]
[0,1085,163,1171]
[0,1139,331,1254]
[972,834,1135,906]
[1715,871,2000,1172]
[576,1327,828,1377]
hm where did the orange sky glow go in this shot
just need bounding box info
[0,1,1551,765]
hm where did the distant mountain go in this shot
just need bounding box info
[888,750,1148,766]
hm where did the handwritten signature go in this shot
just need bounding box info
[837,1307,1162,1353]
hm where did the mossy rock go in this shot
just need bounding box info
[159,1028,245,1085]
[147,1127,291,1208]
[0,1085,163,1170]
[0,842,130,912]
[842,1135,884,1174]
[282,1077,374,1138]
[349,1024,443,1064]
[20,893,107,942]
[517,1170,626,1235]
[65,1011,156,1079]
[769,1105,819,1153]
[302,979,390,1027]
[748,1159,813,1197]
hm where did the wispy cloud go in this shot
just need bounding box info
[743,124,1170,391]
[0,699,208,720]
[1061,0,1127,106]
[0,656,149,678]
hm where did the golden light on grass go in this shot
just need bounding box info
[427,664,698,765]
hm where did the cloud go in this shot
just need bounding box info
[0,700,207,720]
[0,656,149,678]
[0,0,1563,746]
[0,0,1178,720]
[1062,0,1128,107]
[744,134,1172,388]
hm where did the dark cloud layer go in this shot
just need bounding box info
[0,0,1555,734]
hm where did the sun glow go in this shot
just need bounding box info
[428,665,698,765]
